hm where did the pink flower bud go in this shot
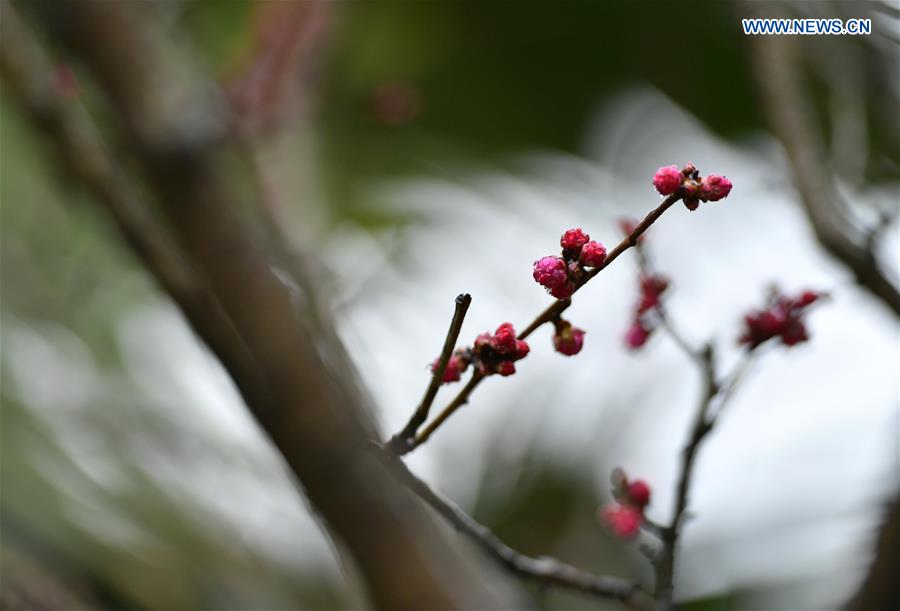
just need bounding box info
[652,165,683,195]
[497,361,516,377]
[700,174,732,202]
[739,288,822,349]
[533,256,569,291]
[625,322,651,350]
[627,480,651,508]
[430,354,468,384]
[795,291,820,308]
[601,503,643,538]
[579,241,607,268]
[560,228,590,252]
[491,322,518,356]
[515,340,530,359]
[549,281,576,300]
[553,322,586,356]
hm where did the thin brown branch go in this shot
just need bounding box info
[747,17,900,317]
[386,294,472,454]
[400,192,683,453]
[388,454,656,611]
[654,347,756,609]
[412,373,485,448]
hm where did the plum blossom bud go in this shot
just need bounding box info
[560,228,590,252]
[533,256,569,291]
[430,353,468,384]
[625,322,651,349]
[491,322,518,356]
[515,340,530,358]
[497,361,516,377]
[601,504,643,538]
[553,321,586,356]
[549,281,576,300]
[652,165,683,195]
[580,241,607,267]
[700,174,733,202]
[627,480,651,508]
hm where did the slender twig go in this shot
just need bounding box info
[397,193,683,453]
[387,294,472,454]
[412,373,484,448]
[388,453,656,611]
[635,244,703,365]
[654,347,756,609]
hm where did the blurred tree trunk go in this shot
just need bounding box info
[3,2,508,609]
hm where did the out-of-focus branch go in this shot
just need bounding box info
[389,454,656,611]
[397,193,683,454]
[654,347,756,609]
[845,498,900,611]
[7,3,505,608]
[386,294,472,454]
[747,24,900,317]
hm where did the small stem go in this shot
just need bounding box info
[655,347,757,609]
[409,373,484,450]
[387,294,472,454]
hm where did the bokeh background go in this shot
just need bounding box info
[2,1,898,610]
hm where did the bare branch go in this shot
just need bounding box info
[389,454,656,611]
[654,346,757,609]
[386,293,472,454]
[748,21,900,317]
[400,192,684,453]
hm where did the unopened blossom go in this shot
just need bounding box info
[470,323,530,377]
[560,228,590,253]
[533,256,569,291]
[601,503,643,538]
[580,241,607,268]
[553,321,586,356]
[739,288,823,349]
[491,322,518,356]
[653,165,683,195]
[700,174,733,202]
[637,274,669,314]
[625,321,651,350]
[497,361,516,377]
[626,480,651,508]
[549,281,576,300]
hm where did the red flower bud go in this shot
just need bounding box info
[560,228,590,252]
[601,503,643,539]
[580,241,607,268]
[627,480,651,508]
[652,165,683,195]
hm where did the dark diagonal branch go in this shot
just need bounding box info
[748,22,900,317]
[386,294,472,454]
[8,4,505,608]
[395,193,683,454]
[388,454,656,611]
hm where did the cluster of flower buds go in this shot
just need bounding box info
[624,273,670,350]
[739,288,823,349]
[600,469,652,539]
[533,228,607,299]
[552,318,586,356]
[431,323,530,384]
[653,163,733,210]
